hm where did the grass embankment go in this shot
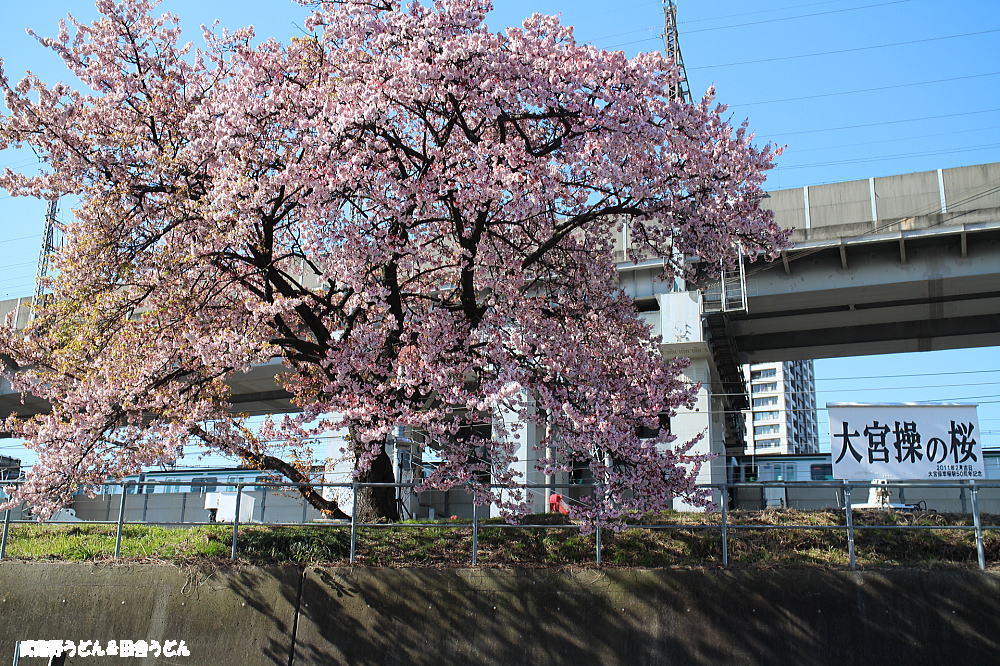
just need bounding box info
[2,509,998,568]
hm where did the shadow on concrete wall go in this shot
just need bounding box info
[1,563,998,665]
[278,567,1000,666]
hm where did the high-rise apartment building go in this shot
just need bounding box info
[743,360,819,455]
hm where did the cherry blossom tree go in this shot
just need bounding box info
[0,0,786,523]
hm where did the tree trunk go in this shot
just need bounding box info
[351,433,400,523]
[199,428,351,520]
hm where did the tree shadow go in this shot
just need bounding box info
[268,565,1000,665]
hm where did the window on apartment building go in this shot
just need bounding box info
[752,396,778,408]
[753,411,780,422]
[756,438,780,448]
[751,382,778,393]
[750,368,777,380]
[754,424,780,436]
[810,464,834,481]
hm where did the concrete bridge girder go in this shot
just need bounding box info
[732,218,1000,363]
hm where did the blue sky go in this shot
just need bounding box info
[0,0,997,466]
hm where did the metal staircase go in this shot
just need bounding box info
[700,253,750,453]
[700,253,748,314]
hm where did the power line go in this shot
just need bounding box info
[763,107,1000,138]
[683,0,915,34]
[738,380,1000,398]
[691,28,1000,70]
[599,3,845,43]
[588,25,660,43]
[773,142,1000,171]
[609,0,916,47]
[601,0,921,46]
[920,393,1000,403]
[818,369,1000,381]
[0,233,42,245]
[0,283,36,296]
[593,3,840,44]
[679,399,1000,417]
[0,271,41,284]
[0,260,41,272]
[608,0,913,49]
[678,0,844,26]
[0,283,37,294]
[675,365,1000,386]
[731,70,1000,107]
[780,124,1000,154]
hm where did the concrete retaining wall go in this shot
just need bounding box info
[0,564,998,665]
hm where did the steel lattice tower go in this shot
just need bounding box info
[32,198,60,315]
[663,1,692,104]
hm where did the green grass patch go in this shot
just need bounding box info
[0,509,996,569]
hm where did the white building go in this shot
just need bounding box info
[743,360,819,455]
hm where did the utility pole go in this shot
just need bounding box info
[662,1,692,104]
[32,198,60,318]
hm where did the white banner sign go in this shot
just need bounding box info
[827,403,984,480]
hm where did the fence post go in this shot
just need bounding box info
[720,486,730,568]
[114,483,128,559]
[843,481,856,570]
[231,484,243,560]
[970,480,986,571]
[471,500,479,566]
[349,482,358,564]
[0,507,11,560]
[595,525,603,566]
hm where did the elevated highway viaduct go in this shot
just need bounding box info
[728,161,1000,363]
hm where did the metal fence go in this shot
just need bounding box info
[1,479,998,570]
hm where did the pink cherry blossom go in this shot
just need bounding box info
[0,0,787,524]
